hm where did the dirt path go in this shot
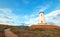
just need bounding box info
[5,29,18,37]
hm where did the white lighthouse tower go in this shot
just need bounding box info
[38,12,45,25]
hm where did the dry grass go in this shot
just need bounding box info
[0,24,60,37]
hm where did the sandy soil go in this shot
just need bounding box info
[5,28,18,37]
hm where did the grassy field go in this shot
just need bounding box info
[0,24,60,37]
[11,27,60,37]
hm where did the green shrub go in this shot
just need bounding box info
[11,28,20,34]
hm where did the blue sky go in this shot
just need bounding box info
[0,0,60,15]
[0,0,60,26]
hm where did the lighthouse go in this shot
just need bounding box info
[29,12,59,29]
[38,12,45,25]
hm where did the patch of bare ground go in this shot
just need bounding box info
[5,29,18,37]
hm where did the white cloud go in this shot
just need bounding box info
[0,8,12,14]
[22,15,39,26]
[45,10,60,26]
[0,8,20,26]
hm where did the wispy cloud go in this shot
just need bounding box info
[45,10,60,26]
[36,5,49,12]
[22,0,30,4]
[0,8,20,26]
[32,2,52,16]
